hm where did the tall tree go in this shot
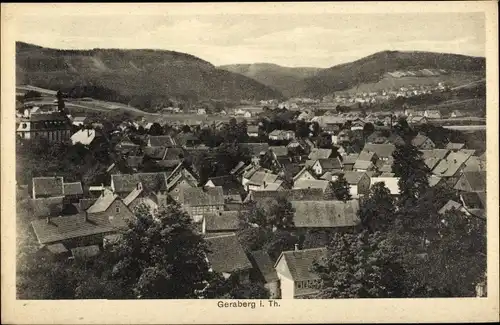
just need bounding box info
[245,197,295,231]
[295,120,309,138]
[326,175,352,201]
[392,143,430,205]
[148,123,163,136]
[110,205,212,298]
[312,231,405,298]
[359,182,396,232]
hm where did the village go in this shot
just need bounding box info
[15,87,487,300]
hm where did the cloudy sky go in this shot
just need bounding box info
[15,8,485,68]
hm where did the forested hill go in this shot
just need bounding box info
[297,50,486,98]
[16,42,284,110]
[219,63,322,98]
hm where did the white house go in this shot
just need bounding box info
[70,129,97,146]
[274,246,327,299]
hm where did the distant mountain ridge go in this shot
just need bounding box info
[297,50,486,98]
[16,42,284,110]
[218,63,322,97]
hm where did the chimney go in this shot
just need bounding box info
[46,216,51,224]
[294,244,300,251]
[263,181,267,188]
[84,211,88,222]
[87,129,91,137]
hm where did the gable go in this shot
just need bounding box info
[275,255,294,280]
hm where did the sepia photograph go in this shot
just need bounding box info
[1,2,499,324]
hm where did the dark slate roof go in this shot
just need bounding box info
[111,173,168,193]
[144,146,167,160]
[291,200,360,228]
[25,112,70,122]
[126,156,144,168]
[29,197,64,217]
[33,176,64,198]
[31,213,122,245]
[204,211,241,232]
[316,158,342,170]
[276,247,327,281]
[249,250,279,283]
[206,233,253,273]
[163,147,185,160]
[462,171,487,192]
[179,186,224,206]
[63,182,83,196]
[206,175,244,196]
[342,154,359,165]
[461,192,485,209]
[148,135,177,147]
[362,143,396,159]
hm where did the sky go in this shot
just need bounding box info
[15,9,485,68]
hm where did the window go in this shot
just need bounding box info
[115,206,120,213]
[297,282,302,289]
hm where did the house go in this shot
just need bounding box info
[424,110,442,119]
[205,234,253,283]
[291,200,360,230]
[293,179,330,193]
[72,116,86,127]
[197,108,207,115]
[247,125,260,137]
[244,188,325,204]
[428,175,443,187]
[204,175,245,202]
[350,120,365,131]
[269,130,295,141]
[274,247,327,299]
[411,133,435,150]
[122,182,161,215]
[240,143,270,158]
[454,171,486,193]
[174,132,201,148]
[407,116,428,125]
[292,167,317,183]
[343,171,371,197]
[446,142,465,151]
[421,149,450,161]
[17,112,72,142]
[31,192,134,249]
[249,250,280,298]
[32,176,64,199]
[178,187,225,222]
[29,196,64,218]
[424,157,442,171]
[450,110,466,118]
[308,148,333,160]
[143,146,168,161]
[370,177,400,195]
[386,133,405,146]
[362,143,396,161]
[111,172,168,196]
[341,154,359,171]
[462,156,486,172]
[438,200,470,216]
[460,192,486,218]
[312,158,342,176]
[201,211,242,235]
[366,131,388,144]
[432,150,475,178]
[166,164,199,201]
[147,135,177,147]
[243,170,280,192]
[230,161,248,177]
[269,146,288,158]
[70,129,98,146]
[353,160,375,172]
[63,182,84,202]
